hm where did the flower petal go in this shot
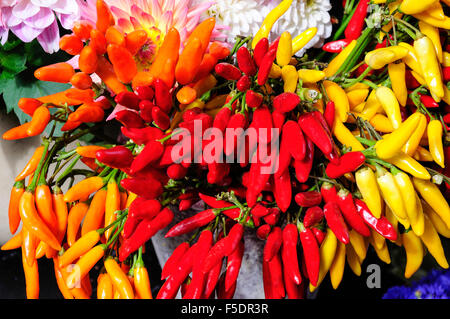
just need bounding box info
[23,7,55,29]
[11,23,42,42]
[12,1,40,20]
[37,19,60,53]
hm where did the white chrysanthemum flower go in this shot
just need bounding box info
[199,0,332,56]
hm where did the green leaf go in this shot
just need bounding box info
[0,51,27,74]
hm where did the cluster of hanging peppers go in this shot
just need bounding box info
[1,0,450,300]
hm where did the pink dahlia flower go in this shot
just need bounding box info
[0,0,81,53]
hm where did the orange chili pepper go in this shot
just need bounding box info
[105,26,125,46]
[175,37,204,85]
[34,62,75,83]
[16,146,45,182]
[90,29,107,54]
[68,104,105,123]
[67,202,89,247]
[149,27,180,79]
[133,252,152,299]
[53,257,74,299]
[19,191,61,251]
[192,53,219,83]
[9,180,25,234]
[176,86,198,105]
[34,240,47,259]
[95,56,128,94]
[184,17,216,53]
[61,119,82,132]
[107,44,137,84]
[70,72,93,90]
[26,106,50,137]
[125,29,148,55]
[66,244,106,289]
[21,245,39,299]
[37,90,83,106]
[81,188,107,236]
[58,258,91,299]
[59,229,102,268]
[104,179,120,241]
[159,58,177,88]
[104,257,135,299]
[132,71,155,91]
[76,145,107,158]
[3,122,32,140]
[35,183,58,234]
[82,271,93,296]
[96,0,115,34]
[97,273,113,299]
[120,191,128,211]
[79,45,99,74]
[1,230,23,250]
[59,34,83,55]
[72,20,93,40]
[209,41,231,60]
[52,187,68,243]
[22,226,37,267]
[64,176,105,203]
[17,98,43,116]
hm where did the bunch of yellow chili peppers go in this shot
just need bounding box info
[1,0,450,300]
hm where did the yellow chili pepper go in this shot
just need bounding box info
[346,243,362,276]
[443,51,450,67]
[324,40,357,78]
[419,214,449,269]
[398,42,423,76]
[66,244,106,289]
[399,0,438,15]
[97,273,114,299]
[352,102,365,113]
[394,171,425,236]
[375,112,424,159]
[292,27,317,55]
[355,167,383,219]
[104,257,135,299]
[329,241,346,290]
[386,152,431,180]
[332,119,365,151]
[281,65,298,93]
[204,94,228,110]
[349,229,368,262]
[365,49,396,70]
[297,69,326,84]
[422,199,450,238]
[413,177,450,229]
[419,21,443,64]
[402,113,427,157]
[385,206,402,246]
[402,230,424,279]
[310,228,337,292]
[369,114,394,133]
[424,1,446,20]
[133,254,152,299]
[379,1,403,40]
[412,12,450,29]
[252,0,293,48]
[269,63,282,78]
[388,62,407,107]
[104,178,120,242]
[375,86,403,130]
[370,228,386,250]
[360,89,382,121]
[371,238,391,264]
[376,166,408,222]
[276,31,293,67]
[193,74,217,97]
[347,88,369,110]
[344,82,369,93]
[414,146,434,162]
[323,80,349,122]
[427,120,445,168]
[414,35,444,102]
[59,229,101,268]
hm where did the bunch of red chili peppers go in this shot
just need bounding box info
[2,0,450,300]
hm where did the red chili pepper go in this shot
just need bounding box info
[298,112,333,157]
[224,112,247,156]
[354,199,398,241]
[121,126,164,145]
[207,162,231,185]
[251,203,270,218]
[130,140,164,173]
[202,257,223,298]
[161,242,190,280]
[253,38,269,67]
[139,100,154,123]
[183,230,213,299]
[236,75,251,92]
[115,109,146,129]
[166,163,188,180]
[123,214,140,239]
[135,85,154,100]
[325,151,365,178]
[152,106,170,130]
[215,62,242,81]
[236,46,257,76]
[95,145,134,168]
[281,224,302,285]
[267,252,285,298]
[245,90,263,109]
[217,271,237,299]
[120,176,163,199]
[303,206,325,227]
[165,209,219,238]
[311,227,326,245]
[213,107,232,132]
[273,92,301,113]
[251,105,274,144]
[263,226,282,262]
[264,208,281,226]
[345,0,369,40]
[115,91,140,110]
[273,169,292,213]
[246,158,271,208]
[272,110,285,131]
[336,189,371,237]
[323,201,350,244]
[154,79,173,114]
[320,182,339,203]
[293,136,314,183]
[224,239,244,292]
[283,260,304,299]
[129,197,162,220]
[179,198,194,211]
[324,101,336,129]
[298,222,320,286]
[198,193,233,209]
[419,93,440,108]
[120,207,174,262]
[257,46,277,86]
[443,66,450,82]
[295,191,322,208]
[256,225,271,241]
[322,39,352,53]
[262,258,275,298]
[405,70,421,89]
[283,120,306,161]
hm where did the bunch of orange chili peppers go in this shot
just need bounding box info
[1,0,450,299]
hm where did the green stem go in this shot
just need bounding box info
[26,139,50,192]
